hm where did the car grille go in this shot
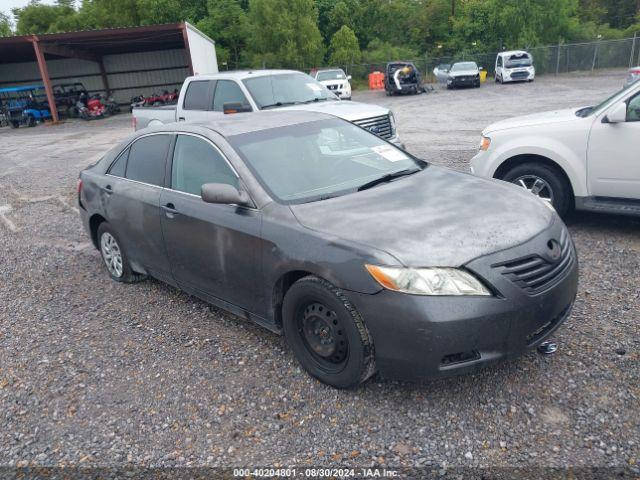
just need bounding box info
[326,84,340,90]
[353,114,393,139]
[511,71,529,79]
[455,75,476,81]
[492,229,575,294]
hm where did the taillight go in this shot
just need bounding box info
[131,116,137,129]
[77,178,83,194]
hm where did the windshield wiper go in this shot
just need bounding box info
[260,101,300,110]
[575,106,593,117]
[357,168,420,192]
[300,98,329,104]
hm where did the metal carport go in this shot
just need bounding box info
[0,23,217,123]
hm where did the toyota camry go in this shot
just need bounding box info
[78,111,578,388]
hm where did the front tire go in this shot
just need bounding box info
[97,222,146,283]
[501,162,572,217]
[282,276,376,389]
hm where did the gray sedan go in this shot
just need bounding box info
[79,111,578,388]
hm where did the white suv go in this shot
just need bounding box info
[495,51,535,83]
[313,68,352,100]
[471,81,640,217]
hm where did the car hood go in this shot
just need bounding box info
[290,166,554,267]
[280,100,388,122]
[484,107,583,133]
[318,80,346,86]
[449,69,479,77]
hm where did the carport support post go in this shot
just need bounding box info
[98,58,111,96]
[31,36,59,123]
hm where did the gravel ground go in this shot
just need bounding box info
[0,70,638,478]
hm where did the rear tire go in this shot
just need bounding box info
[501,162,572,217]
[97,222,147,283]
[282,276,376,389]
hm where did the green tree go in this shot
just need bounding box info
[328,24,360,68]
[12,0,76,34]
[0,12,12,37]
[248,0,324,69]
[197,0,249,68]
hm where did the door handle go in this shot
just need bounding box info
[178,117,185,121]
[162,203,179,217]
[103,184,113,194]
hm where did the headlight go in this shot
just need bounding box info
[479,136,491,151]
[389,111,396,135]
[365,265,491,296]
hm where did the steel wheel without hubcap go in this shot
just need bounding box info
[100,232,123,278]
[299,302,348,371]
[513,175,554,204]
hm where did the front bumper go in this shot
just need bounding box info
[346,219,578,380]
[448,76,479,87]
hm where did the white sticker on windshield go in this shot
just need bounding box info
[372,145,409,162]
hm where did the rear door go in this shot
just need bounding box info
[103,133,174,281]
[587,90,640,199]
[178,79,215,122]
[159,133,262,311]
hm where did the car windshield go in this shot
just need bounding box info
[243,73,337,109]
[451,62,477,71]
[438,64,451,70]
[228,118,426,204]
[505,54,532,68]
[316,70,346,81]
[575,81,640,117]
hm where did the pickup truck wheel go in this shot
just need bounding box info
[282,276,376,389]
[502,163,571,217]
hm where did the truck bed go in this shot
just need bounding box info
[132,105,176,130]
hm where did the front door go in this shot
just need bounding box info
[159,133,262,311]
[588,90,640,199]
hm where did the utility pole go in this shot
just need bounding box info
[630,32,637,68]
[451,0,455,17]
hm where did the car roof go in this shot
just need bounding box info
[144,110,338,138]
[499,50,531,57]
[186,69,309,81]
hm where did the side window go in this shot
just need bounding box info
[183,81,211,110]
[497,57,502,67]
[171,135,239,196]
[125,135,171,186]
[108,147,129,177]
[626,93,640,122]
[212,80,250,112]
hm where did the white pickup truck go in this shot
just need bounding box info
[471,80,640,217]
[133,69,402,147]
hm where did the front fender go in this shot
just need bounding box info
[484,130,589,198]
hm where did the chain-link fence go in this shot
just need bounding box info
[338,35,640,85]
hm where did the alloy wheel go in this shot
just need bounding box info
[513,175,554,204]
[100,232,123,278]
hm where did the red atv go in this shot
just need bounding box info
[77,94,106,120]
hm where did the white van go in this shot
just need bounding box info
[495,51,535,83]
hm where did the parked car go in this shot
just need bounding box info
[312,68,352,100]
[433,63,451,83]
[471,80,640,217]
[384,61,423,95]
[625,66,640,87]
[495,51,535,83]
[133,70,402,147]
[79,111,578,388]
[0,85,51,128]
[446,62,481,89]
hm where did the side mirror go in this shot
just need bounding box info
[201,183,251,206]
[603,102,627,123]
[347,75,352,81]
[223,102,252,114]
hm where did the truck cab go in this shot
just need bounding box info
[133,70,402,147]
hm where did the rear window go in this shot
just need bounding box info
[125,134,171,186]
[108,148,129,177]
[183,81,210,110]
